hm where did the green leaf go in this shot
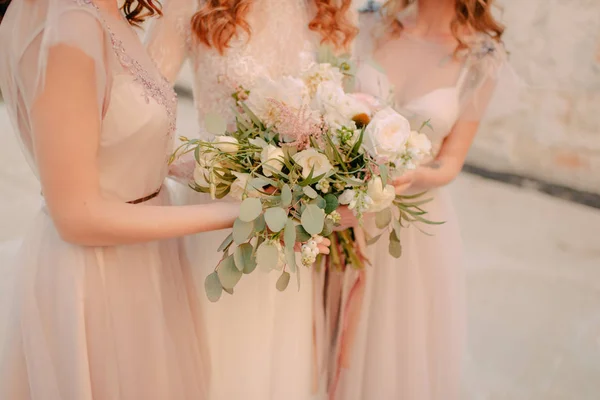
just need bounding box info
[249,137,268,148]
[217,256,243,290]
[375,208,392,229]
[312,195,327,210]
[204,272,223,302]
[301,204,325,235]
[389,231,402,258]
[295,224,312,242]
[223,287,234,295]
[233,218,254,244]
[281,184,292,207]
[324,194,339,214]
[380,164,389,186]
[303,186,318,199]
[205,112,227,136]
[285,247,297,273]
[217,233,234,252]
[276,271,291,292]
[254,214,266,232]
[239,198,263,222]
[264,207,287,233]
[392,218,402,239]
[256,242,280,272]
[321,218,334,237]
[284,219,297,250]
[366,233,383,245]
[234,243,255,272]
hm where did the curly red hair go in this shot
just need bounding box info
[382,0,504,53]
[191,0,358,55]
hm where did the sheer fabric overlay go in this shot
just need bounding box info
[0,0,209,398]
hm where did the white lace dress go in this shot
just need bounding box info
[146,1,319,399]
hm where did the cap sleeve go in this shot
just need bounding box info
[19,3,108,116]
[457,35,508,122]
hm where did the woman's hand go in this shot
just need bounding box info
[334,205,359,231]
[391,170,416,195]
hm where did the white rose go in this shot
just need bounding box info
[213,136,239,154]
[260,144,285,177]
[193,165,210,187]
[363,107,411,161]
[366,177,395,213]
[229,172,264,201]
[293,148,333,179]
[303,63,345,97]
[406,131,432,160]
[312,81,370,129]
[246,76,308,126]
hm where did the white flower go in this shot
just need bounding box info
[260,144,285,177]
[366,177,396,213]
[303,63,345,97]
[338,189,356,205]
[406,131,432,160]
[363,107,411,161]
[213,136,239,153]
[229,172,263,201]
[246,76,308,126]
[312,81,370,130]
[293,148,333,179]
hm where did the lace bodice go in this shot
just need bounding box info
[146,0,317,138]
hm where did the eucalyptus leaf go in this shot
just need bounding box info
[324,194,339,214]
[366,233,383,245]
[380,164,389,186]
[281,184,292,207]
[256,242,280,272]
[276,271,291,292]
[239,198,263,222]
[204,272,223,302]
[392,218,402,239]
[254,214,266,232]
[234,243,254,272]
[233,218,254,244]
[321,219,334,237]
[301,204,325,235]
[205,112,227,136]
[217,256,243,290]
[217,233,234,253]
[375,208,392,229]
[264,207,287,233]
[313,195,327,210]
[389,231,402,258]
[295,225,312,242]
[284,219,297,250]
[223,287,234,295]
[303,186,318,199]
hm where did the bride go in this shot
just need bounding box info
[146,1,356,399]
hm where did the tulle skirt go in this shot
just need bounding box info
[175,188,314,400]
[0,189,210,400]
[336,187,466,400]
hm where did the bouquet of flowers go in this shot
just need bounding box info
[171,62,440,301]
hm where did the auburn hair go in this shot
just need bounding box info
[381,0,504,53]
[191,0,358,55]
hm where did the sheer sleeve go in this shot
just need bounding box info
[457,36,509,122]
[145,0,197,84]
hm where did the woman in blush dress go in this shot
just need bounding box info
[145,1,356,399]
[325,1,509,399]
[0,0,249,397]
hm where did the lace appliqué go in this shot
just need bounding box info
[76,0,178,137]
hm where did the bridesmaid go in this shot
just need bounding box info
[0,0,329,398]
[327,1,509,399]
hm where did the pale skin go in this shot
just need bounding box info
[32,0,333,252]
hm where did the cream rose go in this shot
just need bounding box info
[260,144,285,177]
[229,172,264,201]
[213,136,239,154]
[363,107,411,161]
[193,165,210,187]
[406,131,432,160]
[293,148,333,179]
[366,177,395,213]
[312,81,370,129]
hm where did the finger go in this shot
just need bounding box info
[317,244,330,255]
[320,238,331,247]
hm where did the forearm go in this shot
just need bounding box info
[53,197,238,247]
